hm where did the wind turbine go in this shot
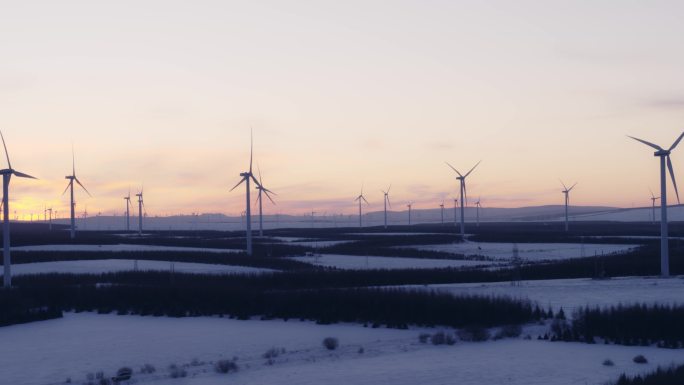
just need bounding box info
[439,201,445,224]
[453,198,458,226]
[0,130,37,288]
[407,202,413,225]
[629,132,684,277]
[62,147,91,239]
[446,161,481,236]
[354,186,369,228]
[475,197,482,227]
[560,181,577,232]
[135,188,145,235]
[124,190,132,231]
[649,189,660,224]
[381,185,391,229]
[46,207,53,231]
[230,131,261,255]
[254,166,275,236]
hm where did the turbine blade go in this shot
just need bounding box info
[250,174,262,189]
[362,196,369,205]
[568,182,577,192]
[249,128,253,174]
[464,160,482,178]
[257,164,263,185]
[667,155,680,204]
[75,177,92,197]
[0,130,12,170]
[263,187,276,195]
[387,197,391,208]
[12,170,37,179]
[559,179,568,190]
[387,184,392,194]
[230,177,245,192]
[72,144,76,176]
[445,162,463,177]
[627,135,663,151]
[669,131,684,151]
[264,190,276,205]
[62,180,73,196]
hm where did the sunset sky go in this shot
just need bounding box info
[1,1,684,218]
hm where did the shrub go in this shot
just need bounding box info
[458,326,491,342]
[214,359,239,374]
[263,347,284,359]
[431,331,446,345]
[323,337,339,351]
[494,324,522,340]
[419,333,431,343]
[603,359,614,366]
[633,355,648,364]
[168,364,187,378]
[140,364,156,374]
[445,333,456,345]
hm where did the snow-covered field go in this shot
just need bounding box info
[3,313,683,385]
[267,237,352,248]
[409,241,638,261]
[413,276,684,313]
[12,244,242,253]
[11,259,275,276]
[291,254,497,270]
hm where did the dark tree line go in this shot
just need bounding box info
[1,272,545,328]
[613,364,684,384]
[549,304,684,348]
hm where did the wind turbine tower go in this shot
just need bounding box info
[255,166,275,236]
[475,197,482,227]
[560,181,577,232]
[439,201,445,224]
[446,161,481,236]
[230,131,262,255]
[354,186,369,228]
[63,148,91,239]
[629,132,684,277]
[650,189,660,224]
[136,189,144,235]
[407,202,413,225]
[0,130,37,288]
[381,185,391,229]
[124,190,132,231]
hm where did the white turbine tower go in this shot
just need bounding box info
[63,147,91,239]
[135,188,145,235]
[124,190,132,232]
[407,202,413,225]
[255,166,275,237]
[650,189,660,224]
[0,130,37,288]
[446,161,481,236]
[439,201,445,224]
[629,132,684,277]
[354,186,369,228]
[475,197,482,227]
[560,181,577,232]
[230,131,261,255]
[381,185,391,229]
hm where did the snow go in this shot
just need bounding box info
[413,276,684,313]
[409,241,638,261]
[12,244,242,253]
[2,313,683,385]
[12,259,275,276]
[267,237,353,247]
[345,232,443,236]
[290,254,498,270]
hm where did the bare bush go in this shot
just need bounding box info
[323,337,339,351]
[215,359,239,374]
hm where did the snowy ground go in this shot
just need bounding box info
[408,241,638,261]
[410,276,684,313]
[290,254,497,270]
[266,237,352,248]
[3,313,683,385]
[11,259,275,276]
[12,244,242,253]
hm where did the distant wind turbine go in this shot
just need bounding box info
[628,132,684,277]
[407,202,413,225]
[135,188,145,235]
[354,186,369,228]
[63,146,91,239]
[475,197,482,227]
[649,189,660,224]
[446,160,481,236]
[560,181,577,232]
[381,185,391,229]
[453,198,458,226]
[46,207,53,231]
[0,130,37,288]
[124,190,132,232]
[230,130,262,255]
[439,201,445,224]
[255,165,275,236]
